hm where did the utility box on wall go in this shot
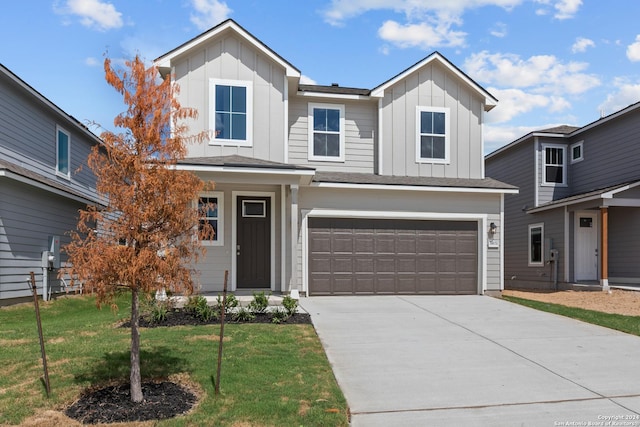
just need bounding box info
[43,235,61,269]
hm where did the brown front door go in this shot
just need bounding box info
[236,196,270,288]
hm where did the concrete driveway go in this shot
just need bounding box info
[299,295,640,426]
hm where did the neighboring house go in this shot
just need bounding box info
[154,19,517,296]
[486,103,640,291]
[0,63,101,304]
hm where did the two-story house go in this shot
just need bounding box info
[0,63,101,304]
[154,19,517,296]
[486,103,640,291]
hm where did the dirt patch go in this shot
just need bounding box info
[502,289,640,316]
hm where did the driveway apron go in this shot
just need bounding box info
[299,295,640,426]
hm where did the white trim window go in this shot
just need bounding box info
[416,106,450,163]
[56,126,70,178]
[528,223,544,266]
[308,103,345,162]
[542,144,566,185]
[209,79,253,147]
[570,141,584,164]
[198,192,224,246]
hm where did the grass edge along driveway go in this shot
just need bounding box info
[0,294,349,426]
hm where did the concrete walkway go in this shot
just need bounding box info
[299,295,640,426]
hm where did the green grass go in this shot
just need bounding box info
[0,294,348,426]
[503,295,640,336]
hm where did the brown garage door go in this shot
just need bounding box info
[308,218,478,295]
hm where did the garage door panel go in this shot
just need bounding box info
[308,218,478,296]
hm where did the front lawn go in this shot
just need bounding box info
[0,294,348,426]
[502,295,640,337]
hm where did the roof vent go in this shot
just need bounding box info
[331,83,339,87]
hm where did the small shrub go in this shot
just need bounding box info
[233,307,255,322]
[248,291,270,314]
[142,296,173,324]
[185,295,218,321]
[282,295,298,316]
[216,293,238,313]
[271,307,289,324]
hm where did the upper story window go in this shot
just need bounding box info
[308,103,345,162]
[570,141,583,163]
[198,192,223,246]
[542,144,566,186]
[56,126,70,178]
[209,79,253,147]
[416,107,449,164]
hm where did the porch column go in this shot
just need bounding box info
[290,184,299,298]
[600,207,609,291]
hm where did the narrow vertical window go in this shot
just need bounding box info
[56,126,70,177]
[198,192,224,246]
[528,223,544,266]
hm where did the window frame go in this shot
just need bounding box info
[541,143,567,186]
[198,191,224,246]
[209,78,253,147]
[56,125,70,179]
[307,102,345,162]
[570,141,584,164]
[528,223,544,267]
[416,106,450,164]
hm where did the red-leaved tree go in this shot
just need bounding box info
[63,55,211,402]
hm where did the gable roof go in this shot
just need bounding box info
[154,19,301,79]
[370,51,498,111]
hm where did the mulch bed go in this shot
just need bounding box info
[65,381,196,424]
[124,309,312,328]
[66,308,311,424]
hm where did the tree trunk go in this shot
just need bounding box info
[130,287,143,403]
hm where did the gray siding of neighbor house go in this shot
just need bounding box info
[0,180,82,300]
[288,97,377,173]
[298,186,503,292]
[487,140,566,289]
[171,33,287,163]
[0,72,97,196]
[379,61,484,179]
[568,110,640,194]
[608,207,640,278]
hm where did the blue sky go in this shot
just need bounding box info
[3,0,640,154]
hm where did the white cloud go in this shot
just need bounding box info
[464,51,600,95]
[571,37,594,53]
[84,57,99,66]
[378,20,466,49]
[490,22,507,38]
[598,80,640,116]
[626,35,640,62]
[300,75,317,85]
[322,0,522,49]
[190,0,232,31]
[534,0,582,20]
[56,0,123,31]
[484,88,551,123]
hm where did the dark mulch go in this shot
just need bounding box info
[65,381,196,424]
[123,309,312,328]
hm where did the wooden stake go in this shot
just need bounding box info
[215,270,228,395]
[29,271,51,398]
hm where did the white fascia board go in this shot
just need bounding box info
[296,91,371,101]
[0,170,99,205]
[310,181,518,194]
[527,195,602,213]
[154,21,300,78]
[306,208,487,221]
[602,181,640,198]
[371,53,497,110]
[174,164,314,176]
